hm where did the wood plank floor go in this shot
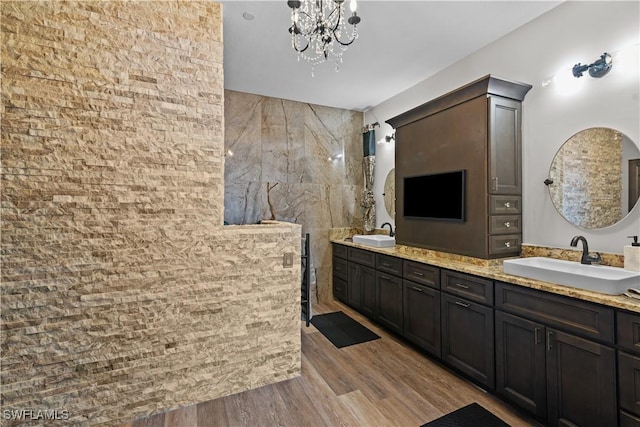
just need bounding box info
[120,301,539,427]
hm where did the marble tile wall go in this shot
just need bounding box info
[224,90,364,302]
[1,2,300,425]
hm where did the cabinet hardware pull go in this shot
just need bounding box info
[504,201,511,208]
[492,177,498,191]
[382,263,392,267]
[455,301,470,308]
[504,241,511,248]
[534,327,540,345]
[381,275,390,280]
[412,286,424,292]
[455,283,470,289]
[414,272,424,276]
[504,221,511,228]
[546,331,554,351]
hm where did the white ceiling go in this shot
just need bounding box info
[221,1,562,111]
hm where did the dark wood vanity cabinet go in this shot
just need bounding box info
[332,245,403,331]
[403,261,441,357]
[495,282,617,426]
[488,96,522,195]
[349,263,375,316]
[374,254,403,334]
[332,244,637,427]
[376,272,403,334]
[346,248,376,313]
[495,311,547,420]
[441,292,495,389]
[619,311,640,426]
[331,244,376,310]
[546,328,617,427]
[440,270,495,389]
[332,244,348,303]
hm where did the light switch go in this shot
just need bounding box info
[283,252,293,268]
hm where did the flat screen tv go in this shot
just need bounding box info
[403,170,466,222]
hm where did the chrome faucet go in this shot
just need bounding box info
[381,222,395,237]
[570,235,602,265]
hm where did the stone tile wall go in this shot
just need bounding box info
[224,90,364,302]
[1,2,300,425]
[549,128,623,229]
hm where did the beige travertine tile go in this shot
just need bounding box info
[1,2,301,425]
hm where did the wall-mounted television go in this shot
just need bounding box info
[403,170,466,222]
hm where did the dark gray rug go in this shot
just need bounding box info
[421,403,510,427]
[310,311,380,349]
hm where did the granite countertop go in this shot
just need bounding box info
[331,239,640,314]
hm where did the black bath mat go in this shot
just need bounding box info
[310,311,380,349]
[421,403,510,427]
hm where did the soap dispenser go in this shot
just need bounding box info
[624,236,640,272]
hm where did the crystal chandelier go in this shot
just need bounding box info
[287,0,361,74]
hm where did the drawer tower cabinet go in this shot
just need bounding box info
[387,75,532,259]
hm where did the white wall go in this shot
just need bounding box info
[365,1,639,254]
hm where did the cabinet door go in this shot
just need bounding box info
[347,263,361,310]
[546,329,616,427]
[441,293,495,389]
[488,96,521,195]
[360,266,376,319]
[620,351,640,417]
[403,280,441,357]
[333,276,348,303]
[376,272,402,334]
[495,311,546,421]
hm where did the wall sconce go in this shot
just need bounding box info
[224,149,234,157]
[384,133,395,143]
[362,122,379,133]
[327,153,343,162]
[572,52,613,78]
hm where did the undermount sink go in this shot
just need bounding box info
[503,257,640,295]
[352,234,396,248]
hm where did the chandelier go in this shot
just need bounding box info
[287,0,361,74]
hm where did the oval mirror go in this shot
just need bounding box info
[547,127,640,229]
[383,168,396,218]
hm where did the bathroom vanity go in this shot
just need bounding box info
[331,240,640,427]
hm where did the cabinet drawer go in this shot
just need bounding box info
[333,257,347,280]
[348,247,375,267]
[441,270,493,305]
[489,215,521,234]
[618,311,640,355]
[489,234,521,255]
[621,411,640,427]
[403,261,440,289]
[620,351,640,417]
[495,282,614,344]
[490,195,521,214]
[333,243,348,259]
[333,277,347,303]
[376,254,402,276]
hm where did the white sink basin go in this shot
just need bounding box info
[503,257,640,295]
[352,234,396,248]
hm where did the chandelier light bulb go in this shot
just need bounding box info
[350,0,357,13]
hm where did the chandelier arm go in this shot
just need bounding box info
[327,6,341,31]
[333,28,357,46]
[292,37,310,53]
[296,9,313,22]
